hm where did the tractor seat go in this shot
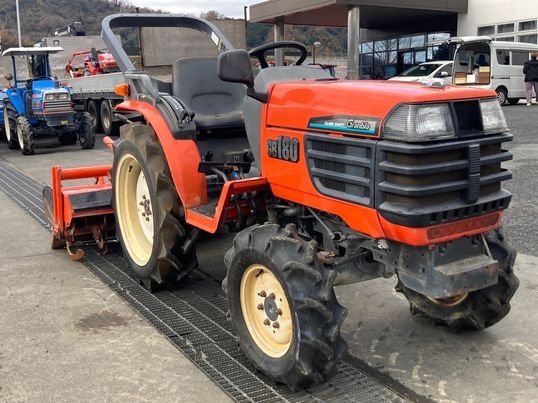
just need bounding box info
[172,56,246,132]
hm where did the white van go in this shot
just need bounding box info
[450,36,538,105]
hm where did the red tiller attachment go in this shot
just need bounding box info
[43,164,115,261]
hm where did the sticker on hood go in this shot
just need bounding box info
[308,115,379,136]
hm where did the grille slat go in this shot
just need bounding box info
[306,133,375,206]
[377,132,513,226]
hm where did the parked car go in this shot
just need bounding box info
[389,60,453,84]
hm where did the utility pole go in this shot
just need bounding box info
[16,0,22,47]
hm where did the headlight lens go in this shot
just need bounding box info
[383,103,455,141]
[44,92,70,101]
[480,99,508,134]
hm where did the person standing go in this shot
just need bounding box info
[523,51,538,106]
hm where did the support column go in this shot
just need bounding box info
[347,6,360,80]
[274,17,285,66]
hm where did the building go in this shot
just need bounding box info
[249,0,538,79]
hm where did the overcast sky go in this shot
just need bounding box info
[129,1,260,19]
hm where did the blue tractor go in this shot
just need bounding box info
[2,47,95,155]
[0,90,6,140]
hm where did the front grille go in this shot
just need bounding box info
[305,130,512,228]
[376,133,513,227]
[305,133,375,206]
[43,99,72,114]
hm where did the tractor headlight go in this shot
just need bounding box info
[383,103,455,142]
[480,99,508,134]
[45,93,56,101]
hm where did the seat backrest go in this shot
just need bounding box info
[172,57,246,131]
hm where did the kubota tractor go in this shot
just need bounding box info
[45,14,518,390]
[2,46,95,154]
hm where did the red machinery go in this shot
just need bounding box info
[43,137,115,260]
[65,48,119,77]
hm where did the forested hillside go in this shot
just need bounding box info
[0,0,346,55]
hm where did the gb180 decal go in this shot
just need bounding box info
[267,136,299,163]
[308,115,379,136]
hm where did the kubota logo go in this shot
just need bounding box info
[267,136,299,163]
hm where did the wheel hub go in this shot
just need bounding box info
[263,294,280,321]
[240,264,292,358]
[428,292,469,307]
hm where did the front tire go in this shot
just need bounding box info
[223,223,347,390]
[16,116,35,155]
[75,111,95,149]
[4,104,20,149]
[112,123,197,290]
[396,229,518,332]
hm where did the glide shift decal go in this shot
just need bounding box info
[308,115,379,136]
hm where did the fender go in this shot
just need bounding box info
[115,99,207,208]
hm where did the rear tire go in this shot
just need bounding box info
[223,223,347,390]
[4,104,20,150]
[100,100,118,136]
[112,123,198,290]
[396,229,518,332]
[75,111,95,149]
[87,100,102,134]
[16,116,35,155]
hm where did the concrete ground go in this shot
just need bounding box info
[0,143,232,402]
[0,103,537,402]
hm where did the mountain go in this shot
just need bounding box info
[0,0,346,56]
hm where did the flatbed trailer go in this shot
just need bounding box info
[64,72,124,135]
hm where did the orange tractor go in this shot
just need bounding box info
[45,14,518,390]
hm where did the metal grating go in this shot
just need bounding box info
[0,159,431,403]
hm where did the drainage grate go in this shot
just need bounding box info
[0,159,431,403]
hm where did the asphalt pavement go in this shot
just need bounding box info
[0,103,537,402]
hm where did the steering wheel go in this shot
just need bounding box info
[249,41,308,69]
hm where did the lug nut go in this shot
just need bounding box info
[269,293,275,300]
[257,303,264,310]
[263,319,270,326]
[258,290,267,298]
[272,321,280,329]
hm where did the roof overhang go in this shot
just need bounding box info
[250,0,468,27]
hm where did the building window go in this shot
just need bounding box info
[496,37,515,42]
[478,26,495,36]
[427,32,450,42]
[519,20,537,31]
[497,23,515,34]
[398,36,411,49]
[518,34,537,44]
[361,42,373,53]
[374,39,397,52]
[410,34,425,48]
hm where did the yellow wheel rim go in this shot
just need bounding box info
[115,153,154,266]
[240,264,293,358]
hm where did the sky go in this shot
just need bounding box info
[129,0,261,19]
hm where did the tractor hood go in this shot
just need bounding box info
[265,79,497,137]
